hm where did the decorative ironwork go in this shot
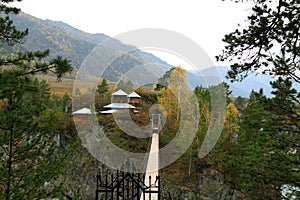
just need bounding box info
[96,170,161,200]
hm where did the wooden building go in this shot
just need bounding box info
[100,90,141,114]
[71,108,94,120]
[112,89,128,103]
[127,92,141,105]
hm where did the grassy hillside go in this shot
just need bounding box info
[38,75,75,95]
[38,71,100,96]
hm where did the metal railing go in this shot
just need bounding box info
[96,170,161,200]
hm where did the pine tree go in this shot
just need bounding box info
[216,1,300,198]
[217,0,300,86]
[234,96,247,114]
[0,1,73,199]
[97,78,109,98]
[224,84,299,199]
[0,77,63,199]
[116,80,134,93]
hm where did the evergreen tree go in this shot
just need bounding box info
[217,0,300,86]
[0,1,73,199]
[216,1,300,198]
[0,0,72,79]
[205,84,237,170]
[156,67,175,90]
[75,87,81,96]
[193,86,211,174]
[116,80,134,93]
[0,0,28,46]
[234,96,247,114]
[224,90,269,198]
[224,84,299,199]
[0,77,65,199]
[97,78,109,98]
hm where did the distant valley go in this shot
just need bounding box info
[4,12,299,98]
[186,66,300,98]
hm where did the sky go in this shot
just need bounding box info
[10,0,254,69]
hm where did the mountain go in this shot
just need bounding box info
[47,20,173,81]
[46,20,111,45]
[6,12,172,82]
[7,12,95,68]
[211,66,274,97]
[5,12,299,97]
[187,66,300,98]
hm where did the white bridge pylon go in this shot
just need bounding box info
[141,114,161,200]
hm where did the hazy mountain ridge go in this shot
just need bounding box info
[187,66,300,97]
[6,12,172,79]
[49,21,172,61]
[9,12,95,68]
[49,20,173,71]
[4,12,298,98]
[47,20,111,45]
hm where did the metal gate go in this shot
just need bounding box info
[96,171,161,200]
